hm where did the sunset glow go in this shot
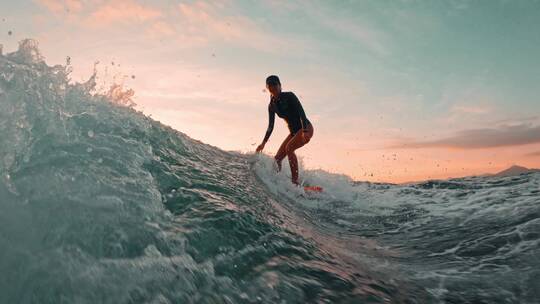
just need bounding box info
[3,0,539,183]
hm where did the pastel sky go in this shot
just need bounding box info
[2,0,540,183]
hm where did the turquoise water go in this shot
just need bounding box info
[1,40,539,304]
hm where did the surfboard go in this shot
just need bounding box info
[303,185,323,192]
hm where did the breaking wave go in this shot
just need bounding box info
[1,39,538,304]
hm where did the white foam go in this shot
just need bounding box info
[248,153,389,215]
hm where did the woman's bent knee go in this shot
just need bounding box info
[286,148,295,157]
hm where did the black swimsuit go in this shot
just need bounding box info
[263,91,311,143]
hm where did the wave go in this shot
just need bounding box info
[1,39,538,304]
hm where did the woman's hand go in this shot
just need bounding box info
[256,143,265,153]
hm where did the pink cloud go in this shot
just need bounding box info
[145,21,175,38]
[65,0,83,12]
[36,0,162,26]
[392,124,540,149]
[35,0,64,14]
[34,0,297,48]
[35,0,83,14]
[526,151,540,157]
[85,0,162,27]
[451,104,491,114]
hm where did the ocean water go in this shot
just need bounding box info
[1,40,539,304]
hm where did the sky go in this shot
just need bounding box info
[1,0,540,183]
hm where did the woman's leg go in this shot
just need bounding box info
[285,124,314,185]
[274,133,294,171]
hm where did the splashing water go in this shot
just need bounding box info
[1,39,539,304]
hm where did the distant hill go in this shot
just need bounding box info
[492,165,540,177]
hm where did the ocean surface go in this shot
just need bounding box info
[1,40,539,304]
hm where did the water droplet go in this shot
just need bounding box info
[86,147,92,153]
[97,158,103,163]
[87,130,94,138]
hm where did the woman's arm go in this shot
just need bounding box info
[257,104,275,152]
[263,104,275,143]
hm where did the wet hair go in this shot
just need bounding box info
[266,75,281,85]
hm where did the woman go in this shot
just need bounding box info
[256,75,314,186]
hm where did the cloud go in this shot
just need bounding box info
[320,17,388,56]
[145,21,175,38]
[491,116,539,126]
[35,0,83,14]
[35,0,300,49]
[262,0,391,56]
[34,0,194,43]
[393,124,540,149]
[35,0,163,28]
[451,104,491,114]
[450,0,471,10]
[36,0,66,14]
[262,0,299,11]
[292,1,389,56]
[175,1,295,51]
[85,0,162,27]
[525,151,540,157]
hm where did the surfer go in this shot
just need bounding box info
[256,75,314,186]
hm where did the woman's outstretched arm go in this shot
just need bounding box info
[256,104,275,152]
